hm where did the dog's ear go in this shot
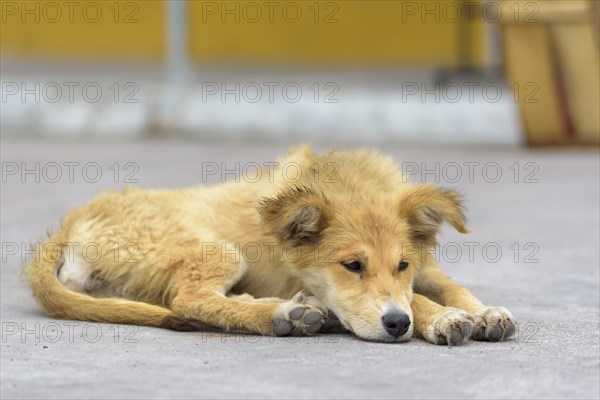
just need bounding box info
[398,185,468,246]
[259,186,333,246]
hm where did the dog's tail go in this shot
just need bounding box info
[25,233,196,331]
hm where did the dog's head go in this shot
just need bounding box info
[259,184,467,342]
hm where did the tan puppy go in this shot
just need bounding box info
[27,146,516,344]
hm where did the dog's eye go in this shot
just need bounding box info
[398,261,409,272]
[342,261,362,273]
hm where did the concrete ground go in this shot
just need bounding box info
[1,140,599,399]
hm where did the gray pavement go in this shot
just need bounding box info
[1,140,599,399]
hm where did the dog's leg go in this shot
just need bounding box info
[414,256,517,342]
[230,292,346,334]
[230,290,340,334]
[170,259,326,336]
[412,294,474,346]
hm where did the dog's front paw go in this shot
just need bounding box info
[425,308,474,346]
[471,306,516,341]
[272,290,327,336]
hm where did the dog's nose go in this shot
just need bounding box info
[382,312,411,337]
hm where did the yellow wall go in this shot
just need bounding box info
[1,0,484,65]
[189,0,484,65]
[0,0,166,59]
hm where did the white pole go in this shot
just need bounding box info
[160,0,188,134]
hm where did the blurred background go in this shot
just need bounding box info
[1,0,597,146]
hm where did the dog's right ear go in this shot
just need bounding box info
[258,186,333,246]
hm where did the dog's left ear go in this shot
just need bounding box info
[259,186,333,246]
[398,185,468,246]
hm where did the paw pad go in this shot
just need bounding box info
[472,307,517,342]
[272,291,327,336]
[427,308,474,346]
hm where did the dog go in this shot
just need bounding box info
[27,145,516,344]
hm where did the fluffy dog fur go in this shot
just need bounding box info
[27,146,516,344]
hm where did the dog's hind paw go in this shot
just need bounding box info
[162,316,203,332]
[426,308,474,346]
[272,290,327,336]
[471,306,516,341]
